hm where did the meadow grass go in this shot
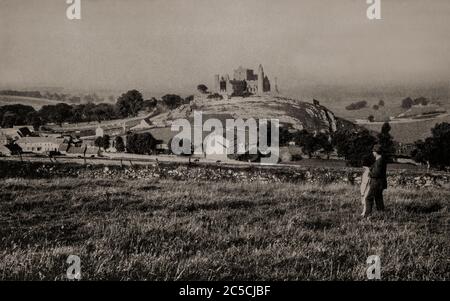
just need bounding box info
[0,177,448,280]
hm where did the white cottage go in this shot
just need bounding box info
[203,133,230,161]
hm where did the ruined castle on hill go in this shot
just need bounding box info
[214,64,278,96]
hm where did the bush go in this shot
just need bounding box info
[412,122,450,170]
[115,136,125,152]
[185,95,194,103]
[279,126,294,146]
[413,97,429,106]
[401,97,414,109]
[207,93,223,100]
[332,128,376,167]
[197,84,208,94]
[231,91,253,98]
[126,133,158,155]
[161,94,184,110]
[0,104,36,128]
[94,135,110,150]
[293,130,318,158]
[345,101,367,111]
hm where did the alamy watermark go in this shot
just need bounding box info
[66,0,81,20]
[66,1,381,21]
[66,255,82,280]
[367,0,381,20]
[366,255,381,280]
[171,111,280,164]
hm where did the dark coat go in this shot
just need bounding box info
[369,156,387,190]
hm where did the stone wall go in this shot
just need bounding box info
[0,160,449,189]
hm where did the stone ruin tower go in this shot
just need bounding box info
[257,64,264,95]
[214,64,272,96]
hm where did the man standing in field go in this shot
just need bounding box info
[362,144,387,217]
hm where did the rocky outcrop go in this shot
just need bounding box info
[151,95,343,134]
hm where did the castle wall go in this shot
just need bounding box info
[214,65,271,95]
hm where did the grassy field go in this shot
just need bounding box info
[0,177,448,280]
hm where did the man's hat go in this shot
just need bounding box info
[372,144,382,153]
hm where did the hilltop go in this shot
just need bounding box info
[150,94,354,133]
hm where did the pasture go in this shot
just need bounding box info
[0,175,448,280]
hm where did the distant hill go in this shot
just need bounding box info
[397,104,447,119]
[0,95,62,109]
[149,94,357,133]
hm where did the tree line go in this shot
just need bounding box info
[279,121,450,170]
[94,133,158,155]
[93,120,450,170]
[0,89,114,104]
[0,90,190,129]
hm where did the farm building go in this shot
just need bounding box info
[0,133,12,146]
[17,137,64,154]
[203,133,231,161]
[95,126,104,137]
[0,145,12,156]
[0,128,23,141]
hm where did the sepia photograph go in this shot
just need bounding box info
[0,0,449,289]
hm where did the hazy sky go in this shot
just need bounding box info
[1,0,449,94]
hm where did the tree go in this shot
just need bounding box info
[161,94,184,110]
[332,128,377,167]
[414,97,429,106]
[142,98,158,111]
[378,100,385,107]
[39,103,72,125]
[1,111,16,128]
[116,90,144,118]
[345,101,367,110]
[102,135,111,150]
[185,95,194,103]
[115,136,125,152]
[315,132,333,159]
[368,115,375,122]
[94,137,103,148]
[27,112,43,130]
[401,97,414,109]
[0,104,36,127]
[279,126,294,146]
[197,84,209,94]
[95,135,110,150]
[411,139,433,168]
[412,123,450,170]
[70,105,85,123]
[377,122,396,161]
[293,130,320,158]
[126,133,158,155]
[372,104,379,110]
[93,103,116,122]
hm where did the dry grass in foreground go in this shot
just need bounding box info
[0,177,448,280]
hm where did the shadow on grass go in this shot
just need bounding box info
[404,202,443,214]
[301,217,334,230]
